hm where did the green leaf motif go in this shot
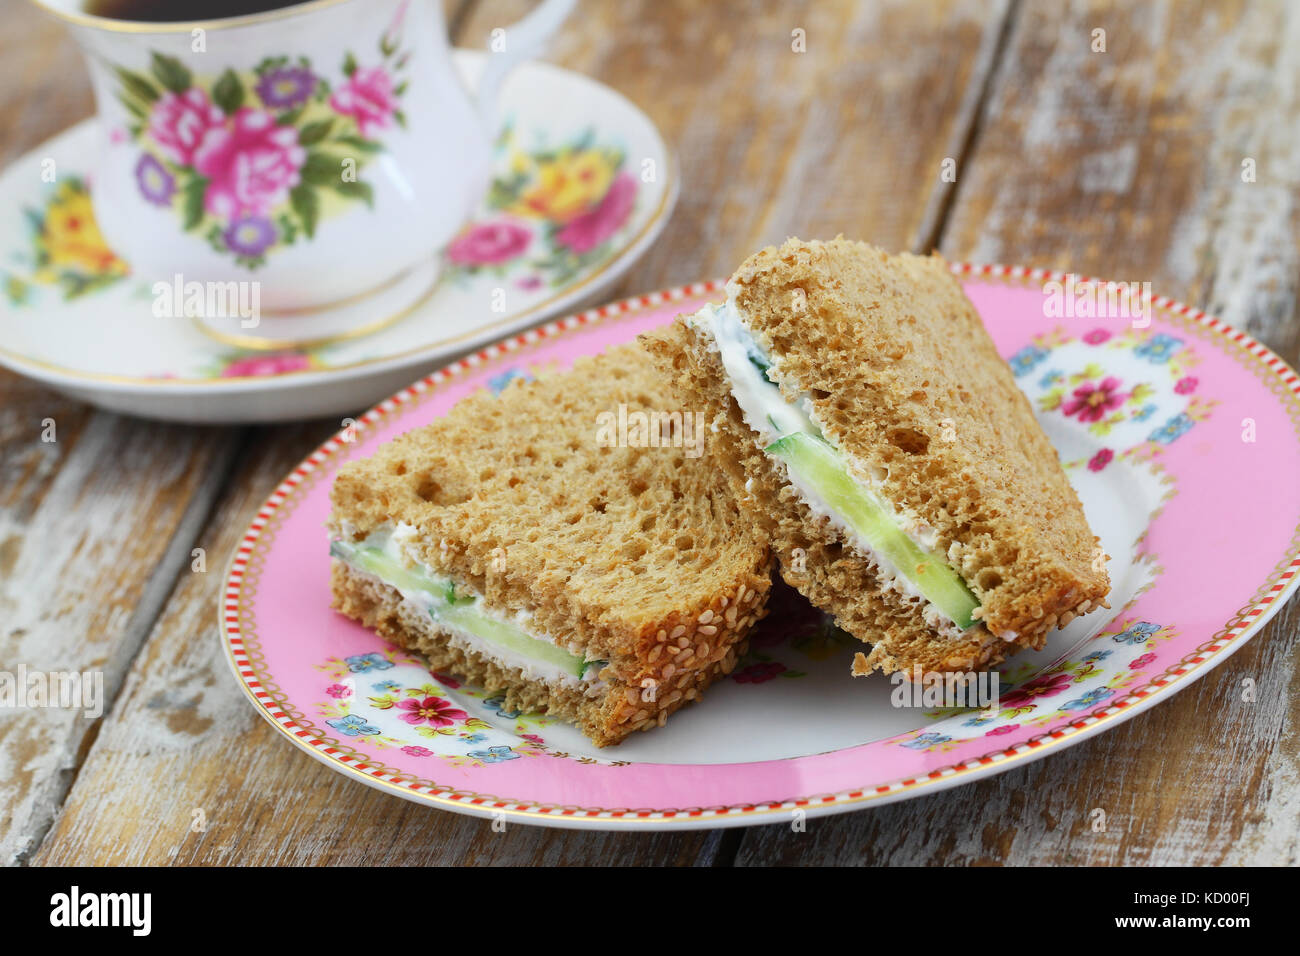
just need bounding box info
[331,179,374,207]
[181,176,208,230]
[212,69,244,114]
[342,51,358,77]
[289,185,319,238]
[297,119,334,147]
[334,135,383,154]
[299,152,344,185]
[150,52,192,95]
[115,67,160,104]
[116,92,147,119]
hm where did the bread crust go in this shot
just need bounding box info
[642,238,1111,674]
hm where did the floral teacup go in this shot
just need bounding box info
[36,0,575,346]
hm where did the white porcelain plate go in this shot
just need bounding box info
[0,51,676,422]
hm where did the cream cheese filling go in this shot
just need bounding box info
[331,524,606,692]
[688,297,973,637]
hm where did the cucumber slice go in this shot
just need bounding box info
[330,541,436,598]
[439,605,587,679]
[765,432,979,630]
[331,540,589,678]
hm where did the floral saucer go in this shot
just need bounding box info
[0,52,675,423]
[221,266,1300,829]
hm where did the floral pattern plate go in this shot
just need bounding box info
[0,52,675,423]
[221,266,1300,829]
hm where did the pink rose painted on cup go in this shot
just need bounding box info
[148,88,226,166]
[220,351,313,378]
[330,66,398,140]
[555,173,636,255]
[194,108,306,220]
[446,220,532,266]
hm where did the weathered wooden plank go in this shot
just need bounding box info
[29,0,1012,865]
[736,0,1300,867]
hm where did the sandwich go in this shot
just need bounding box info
[328,343,773,746]
[642,237,1110,677]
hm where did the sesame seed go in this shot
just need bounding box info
[656,629,668,642]
[698,609,715,624]
[662,663,676,679]
[698,624,718,637]
[670,625,687,639]
[648,645,664,663]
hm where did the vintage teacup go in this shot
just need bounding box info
[34,0,575,347]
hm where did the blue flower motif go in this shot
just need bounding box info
[1131,403,1157,422]
[372,680,401,692]
[1082,650,1113,662]
[1149,412,1194,445]
[327,714,382,737]
[345,652,394,673]
[1112,621,1161,645]
[469,745,519,764]
[1060,688,1115,712]
[902,732,953,751]
[1038,368,1065,388]
[488,368,534,395]
[1009,345,1049,377]
[962,712,998,727]
[1134,333,1183,363]
[482,694,521,719]
[461,732,488,744]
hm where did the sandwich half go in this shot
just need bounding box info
[643,237,1110,676]
[328,343,773,746]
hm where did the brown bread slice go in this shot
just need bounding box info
[329,343,772,746]
[643,237,1110,676]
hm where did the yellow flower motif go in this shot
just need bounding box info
[516,149,616,223]
[37,183,127,279]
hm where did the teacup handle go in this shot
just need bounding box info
[472,0,577,132]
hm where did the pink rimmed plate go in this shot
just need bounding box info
[220,266,1300,829]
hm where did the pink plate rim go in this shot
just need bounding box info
[218,264,1300,829]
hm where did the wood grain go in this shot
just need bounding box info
[735,0,1300,867]
[22,0,1013,865]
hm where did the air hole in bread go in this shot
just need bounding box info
[675,534,694,551]
[392,462,407,476]
[811,388,830,400]
[976,569,1002,590]
[629,477,649,496]
[416,475,469,506]
[885,427,930,455]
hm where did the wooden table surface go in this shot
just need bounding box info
[4,0,1299,867]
